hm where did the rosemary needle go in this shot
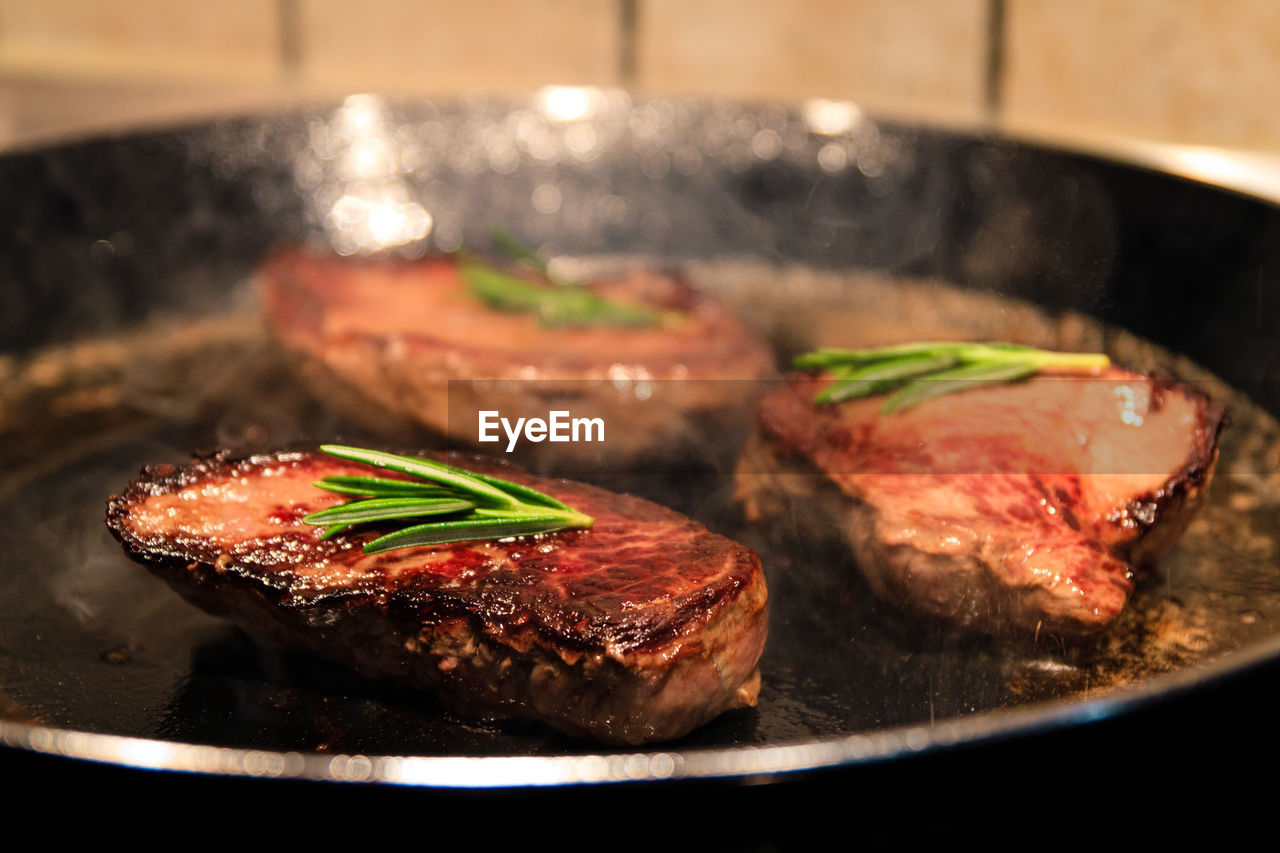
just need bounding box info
[460,262,663,328]
[303,445,594,554]
[796,341,1110,413]
[459,228,666,328]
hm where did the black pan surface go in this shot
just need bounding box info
[3,94,1280,800]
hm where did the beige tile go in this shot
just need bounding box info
[637,0,989,125]
[295,0,619,94]
[0,73,302,150]
[1004,0,1280,150]
[0,0,281,81]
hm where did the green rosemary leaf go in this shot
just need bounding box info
[313,476,459,498]
[489,226,549,276]
[794,341,1098,370]
[466,472,572,511]
[539,288,661,328]
[459,261,662,328]
[815,353,959,405]
[470,506,595,529]
[362,515,581,554]
[796,341,1110,413]
[813,376,897,406]
[319,445,518,507]
[794,342,964,369]
[303,496,476,527]
[312,446,595,554]
[881,360,1039,413]
[461,264,559,313]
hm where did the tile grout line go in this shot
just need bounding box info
[619,0,638,88]
[984,0,1006,121]
[278,0,302,82]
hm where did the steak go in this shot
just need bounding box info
[257,249,775,464]
[736,370,1224,637]
[106,450,768,744]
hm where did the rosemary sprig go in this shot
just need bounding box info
[490,225,550,277]
[304,496,478,526]
[311,475,460,498]
[459,229,665,328]
[460,263,662,328]
[796,341,1110,413]
[303,445,594,555]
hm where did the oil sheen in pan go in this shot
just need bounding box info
[1,261,1278,760]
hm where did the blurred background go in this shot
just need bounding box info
[1,0,1278,165]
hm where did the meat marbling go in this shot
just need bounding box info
[107,450,768,744]
[736,369,1224,637]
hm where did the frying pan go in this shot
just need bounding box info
[3,93,1280,824]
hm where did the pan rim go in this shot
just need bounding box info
[5,628,1278,787]
[4,89,1279,208]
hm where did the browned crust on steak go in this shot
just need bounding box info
[736,371,1224,638]
[1102,379,1225,566]
[257,249,776,458]
[107,450,767,744]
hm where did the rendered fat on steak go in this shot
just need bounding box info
[258,249,775,459]
[106,451,767,744]
[737,369,1224,637]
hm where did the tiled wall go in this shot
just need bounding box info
[635,0,989,126]
[1,0,1278,151]
[1003,0,1280,150]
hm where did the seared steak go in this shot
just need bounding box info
[257,249,775,464]
[737,370,1224,637]
[106,450,768,744]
